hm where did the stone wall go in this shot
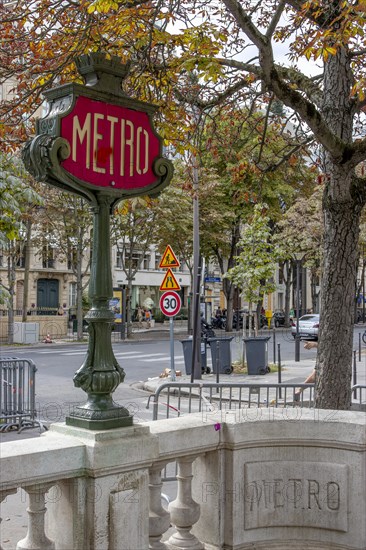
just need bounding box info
[1,409,365,549]
[187,408,366,549]
[0,315,68,342]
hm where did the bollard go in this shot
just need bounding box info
[273,330,276,365]
[353,350,357,399]
[216,340,220,392]
[359,332,362,362]
[277,343,282,399]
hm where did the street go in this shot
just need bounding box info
[1,327,365,550]
[0,326,364,426]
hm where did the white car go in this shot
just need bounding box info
[291,314,320,340]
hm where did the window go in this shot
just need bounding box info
[42,244,55,268]
[117,248,142,271]
[131,251,141,270]
[69,282,77,307]
[278,263,285,285]
[16,255,25,268]
[143,253,150,270]
[67,248,77,270]
[155,254,161,270]
[116,250,123,268]
[15,243,25,268]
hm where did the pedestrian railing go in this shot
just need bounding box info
[351,384,366,409]
[0,358,46,432]
[146,381,316,422]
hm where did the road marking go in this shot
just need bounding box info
[62,351,88,355]
[134,354,184,363]
[114,351,170,361]
[1,350,186,365]
[142,357,171,363]
[25,350,67,354]
[114,351,147,355]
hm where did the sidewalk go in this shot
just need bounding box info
[143,357,320,394]
[1,351,365,549]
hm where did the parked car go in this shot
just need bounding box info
[232,310,267,330]
[291,314,320,340]
[272,310,286,327]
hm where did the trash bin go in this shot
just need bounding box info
[244,336,271,375]
[208,337,234,374]
[181,338,208,375]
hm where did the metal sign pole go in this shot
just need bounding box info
[170,317,176,381]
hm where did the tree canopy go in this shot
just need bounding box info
[225,202,278,313]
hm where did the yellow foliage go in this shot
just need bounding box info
[87,0,118,14]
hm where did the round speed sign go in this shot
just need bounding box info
[160,291,182,317]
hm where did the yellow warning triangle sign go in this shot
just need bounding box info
[159,245,180,269]
[160,268,181,291]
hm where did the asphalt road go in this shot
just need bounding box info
[1,327,365,549]
[0,325,364,425]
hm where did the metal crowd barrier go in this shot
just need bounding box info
[147,381,315,482]
[351,384,366,409]
[147,382,316,421]
[0,358,46,433]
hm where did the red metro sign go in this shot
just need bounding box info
[61,96,160,191]
[23,53,173,202]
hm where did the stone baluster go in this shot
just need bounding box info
[168,456,203,550]
[0,488,17,550]
[149,462,171,549]
[16,483,55,550]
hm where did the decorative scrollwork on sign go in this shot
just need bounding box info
[22,134,53,181]
[48,96,72,117]
[49,137,70,167]
[153,157,174,179]
[38,116,57,134]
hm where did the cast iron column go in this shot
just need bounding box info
[66,194,133,429]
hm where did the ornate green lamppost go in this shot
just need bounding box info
[23,53,173,429]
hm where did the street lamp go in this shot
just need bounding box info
[293,252,305,362]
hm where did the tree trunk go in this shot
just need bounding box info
[22,219,32,323]
[284,261,292,327]
[7,252,15,344]
[76,242,84,340]
[310,269,319,314]
[126,279,133,337]
[222,277,235,331]
[315,46,365,409]
[354,250,365,322]
[316,186,361,409]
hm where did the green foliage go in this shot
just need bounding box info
[274,185,323,273]
[111,197,160,285]
[153,309,166,323]
[225,204,279,304]
[0,153,42,246]
[0,152,43,304]
[154,162,194,273]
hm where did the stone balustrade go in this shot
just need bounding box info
[1,409,365,549]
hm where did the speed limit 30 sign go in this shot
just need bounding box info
[159,291,182,317]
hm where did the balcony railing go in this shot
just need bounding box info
[0,307,59,316]
[1,408,365,550]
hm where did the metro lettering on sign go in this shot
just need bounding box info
[61,96,160,189]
